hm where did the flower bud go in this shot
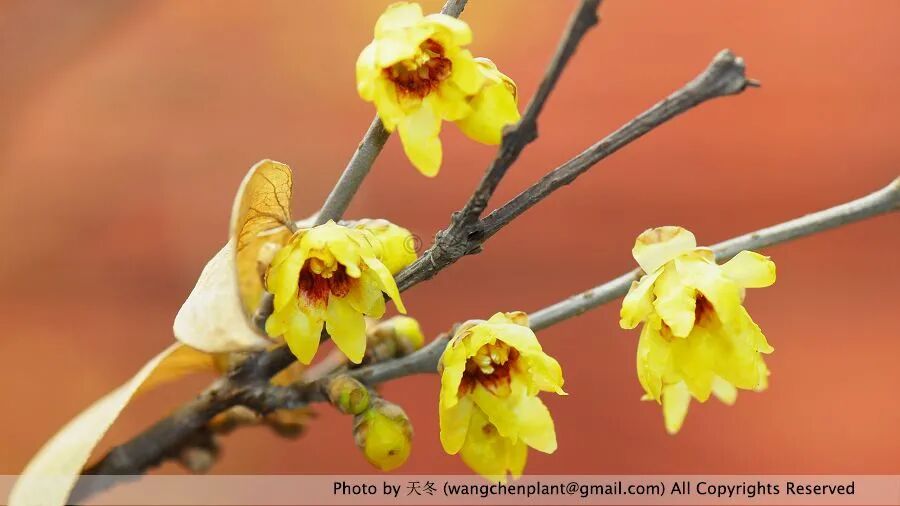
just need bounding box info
[353,399,413,472]
[352,219,418,275]
[367,316,425,361]
[327,375,370,415]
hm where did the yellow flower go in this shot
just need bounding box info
[438,312,565,479]
[455,57,520,145]
[351,218,418,275]
[356,2,520,176]
[619,226,776,434]
[265,220,405,365]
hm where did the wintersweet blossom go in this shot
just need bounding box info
[438,312,564,479]
[265,221,405,364]
[620,226,776,433]
[356,2,519,176]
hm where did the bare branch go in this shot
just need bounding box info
[315,119,390,225]
[528,177,900,330]
[313,0,470,225]
[480,49,757,240]
[397,0,602,291]
[397,48,755,292]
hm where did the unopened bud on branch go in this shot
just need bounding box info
[353,398,413,472]
[327,375,370,415]
[367,316,426,361]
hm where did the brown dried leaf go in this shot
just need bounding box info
[230,159,294,315]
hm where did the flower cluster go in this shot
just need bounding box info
[356,2,520,176]
[619,227,776,433]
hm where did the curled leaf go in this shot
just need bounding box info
[174,160,322,353]
[230,159,295,316]
[173,239,273,352]
[9,343,217,506]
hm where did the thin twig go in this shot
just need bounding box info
[527,176,900,330]
[396,48,756,292]
[396,0,602,291]
[313,0,469,225]
[480,49,758,239]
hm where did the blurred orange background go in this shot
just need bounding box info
[1,0,898,478]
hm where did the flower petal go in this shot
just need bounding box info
[363,255,405,313]
[455,78,519,145]
[446,48,483,96]
[636,317,670,402]
[458,407,515,480]
[439,340,468,408]
[470,385,521,440]
[619,270,662,329]
[397,99,443,176]
[652,267,697,338]
[514,395,557,454]
[522,352,566,395]
[675,255,742,324]
[721,250,776,288]
[375,2,424,37]
[267,244,305,311]
[711,376,738,405]
[632,226,697,274]
[356,42,378,101]
[345,271,385,316]
[424,13,472,46]
[439,395,474,454]
[325,295,367,364]
[283,308,322,365]
[661,381,692,434]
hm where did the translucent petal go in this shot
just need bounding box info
[283,308,321,364]
[620,270,662,329]
[375,2,424,36]
[325,295,367,364]
[661,381,691,434]
[439,395,474,454]
[455,79,519,145]
[721,250,776,288]
[397,99,442,176]
[632,226,697,274]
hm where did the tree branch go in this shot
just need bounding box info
[397,48,757,292]
[313,0,469,225]
[396,0,602,291]
[527,176,900,330]
[480,49,758,240]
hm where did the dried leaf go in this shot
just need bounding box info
[9,343,216,506]
[230,159,294,315]
[173,239,273,352]
[174,159,319,353]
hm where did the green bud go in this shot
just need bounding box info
[327,375,370,415]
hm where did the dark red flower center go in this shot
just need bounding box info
[384,39,452,99]
[298,263,353,305]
